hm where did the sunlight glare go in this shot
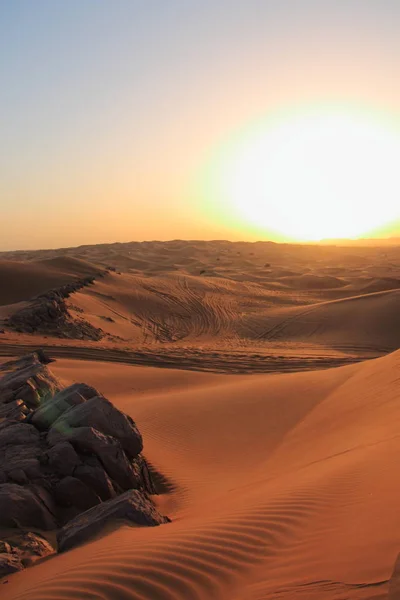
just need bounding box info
[213,110,400,240]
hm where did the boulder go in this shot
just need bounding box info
[12,532,54,566]
[74,456,116,501]
[14,380,40,408]
[0,423,40,448]
[0,553,22,578]
[54,476,101,511]
[57,489,170,552]
[0,399,30,421]
[48,396,143,458]
[0,484,56,530]
[0,533,54,578]
[8,469,29,485]
[1,445,42,483]
[47,441,81,477]
[0,389,15,404]
[49,426,142,491]
[0,358,60,405]
[32,383,99,430]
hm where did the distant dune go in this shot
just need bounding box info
[0,239,399,355]
[0,257,102,306]
[277,273,348,289]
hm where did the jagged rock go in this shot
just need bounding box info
[1,444,42,484]
[14,380,40,408]
[0,423,40,448]
[74,456,116,501]
[0,552,22,578]
[10,532,54,566]
[0,542,12,554]
[8,469,29,485]
[0,533,54,578]
[54,476,101,510]
[0,357,60,405]
[47,442,81,477]
[0,484,56,530]
[0,399,30,421]
[34,349,53,364]
[0,369,40,394]
[32,383,99,430]
[7,286,104,341]
[0,389,15,404]
[57,489,170,552]
[48,396,143,458]
[49,426,142,491]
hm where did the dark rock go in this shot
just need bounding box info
[0,400,30,421]
[54,476,101,511]
[0,542,12,554]
[0,389,15,404]
[0,533,54,577]
[57,489,170,552]
[48,396,143,458]
[0,484,56,530]
[0,553,22,578]
[0,360,60,405]
[8,291,104,341]
[11,532,54,567]
[34,349,53,365]
[0,440,43,483]
[32,383,99,430]
[0,423,40,448]
[47,442,80,477]
[8,469,29,485]
[49,426,142,491]
[74,457,116,501]
[137,455,157,495]
[14,381,40,408]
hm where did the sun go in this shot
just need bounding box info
[205,108,400,241]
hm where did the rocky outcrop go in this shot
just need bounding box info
[0,533,54,578]
[6,273,106,340]
[0,351,169,578]
[58,489,169,552]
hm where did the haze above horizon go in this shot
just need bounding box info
[1,1,400,250]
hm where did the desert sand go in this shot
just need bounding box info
[1,239,400,599]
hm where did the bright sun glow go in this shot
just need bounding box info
[210,109,400,240]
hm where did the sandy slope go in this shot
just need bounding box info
[3,351,400,600]
[0,257,102,305]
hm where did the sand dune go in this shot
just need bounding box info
[0,257,102,306]
[256,289,400,352]
[1,240,399,366]
[1,240,399,599]
[276,273,348,289]
[3,351,400,599]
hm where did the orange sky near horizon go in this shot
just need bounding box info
[1,1,400,251]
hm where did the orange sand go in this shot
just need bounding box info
[0,240,399,599]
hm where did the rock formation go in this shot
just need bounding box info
[0,351,169,579]
[6,274,105,340]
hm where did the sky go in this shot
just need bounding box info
[1,0,399,250]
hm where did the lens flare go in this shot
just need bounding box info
[202,108,400,241]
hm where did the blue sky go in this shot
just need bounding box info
[1,1,399,249]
